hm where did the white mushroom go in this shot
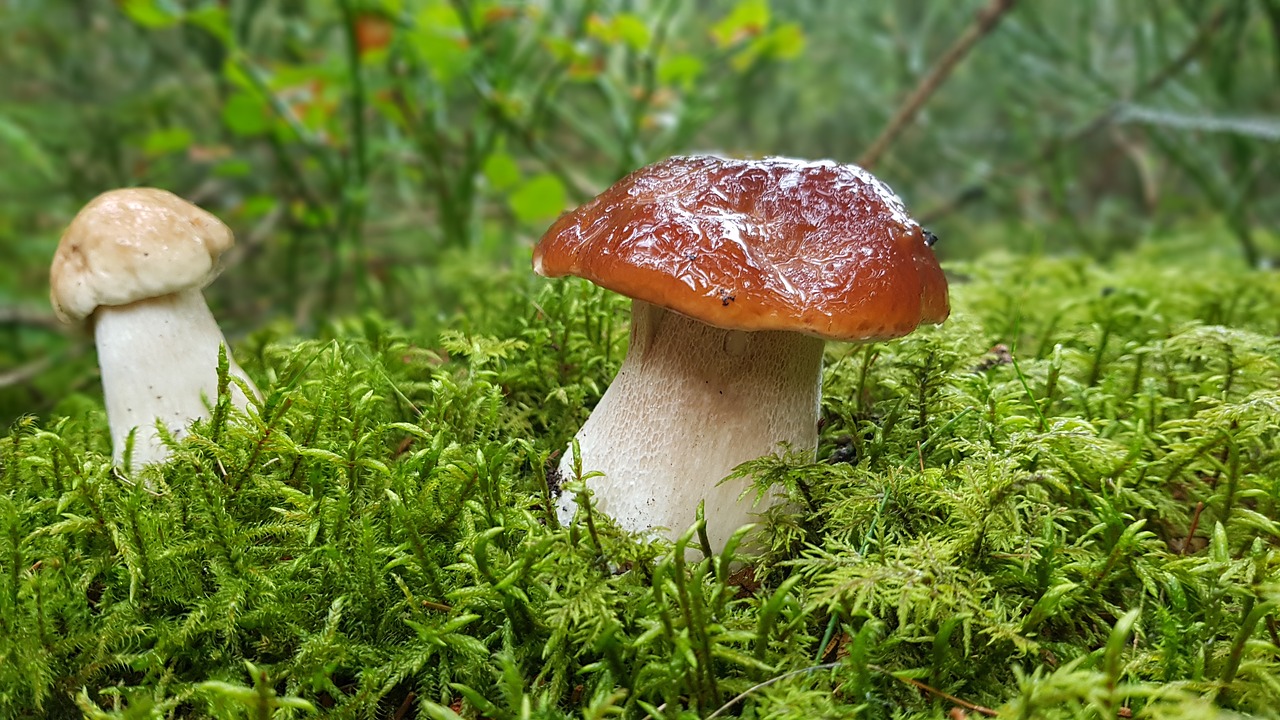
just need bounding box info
[534,156,950,550]
[50,188,261,470]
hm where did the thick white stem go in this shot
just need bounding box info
[94,288,260,470]
[558,300,824,550]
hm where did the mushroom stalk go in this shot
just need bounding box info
[557,299,824,549]
[94,287,260,469]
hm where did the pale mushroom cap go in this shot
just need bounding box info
[533,155,950,341]
[49,188,235,323]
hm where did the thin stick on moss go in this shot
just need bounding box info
[393,691,416,720]
[871,665,999,717]
[705,662,841,719]
[1183,501,1205,555]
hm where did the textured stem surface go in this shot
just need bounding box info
[558,300,824,549]
[94,288,259,469]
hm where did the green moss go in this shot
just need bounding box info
[2,246,1280,719]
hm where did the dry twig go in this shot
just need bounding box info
[1182,501,1205,555]
[859,0,1020,170]
[0,356,56,389]
[920,4,1229,223]
[872,664,999,717]
[0,308,65,333]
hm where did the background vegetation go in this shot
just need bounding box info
[1,0,1279,718]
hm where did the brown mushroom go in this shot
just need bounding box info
[533,155,948,549]
[50,188,260,470]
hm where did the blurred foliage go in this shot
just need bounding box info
[0,0,817,421]
[1,1,1277,307]
[768,0,1280,261]
[1,0,809,314]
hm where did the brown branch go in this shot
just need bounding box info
[873,666,999,717]
[859,0,1020,170]
[1134,5,1229,97]
[0,340,88,389]
[920,3,1229,224]
[0,308,66,333]
[0,357,55,389]
[1182,501,1205,555]
[392,691,416,720]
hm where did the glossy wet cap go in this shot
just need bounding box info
[50,188,234,323]
[533,155,949,341]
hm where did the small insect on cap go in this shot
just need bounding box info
[532,155,949,341]
[49,188,235,324]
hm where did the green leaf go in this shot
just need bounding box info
[196,680,258,704]
[141,127,193,156]
[384,421,434,439]
[1211,522,1229,564]
[214,158,254,178]
[240,194,278,220]
[590,13,652,51]
[0,115,56,181]
[449,683,512,720]
[613,14,651,50]
[732,24,806,72]
[1103,608,1141,682]
[186,5,231,45]
[1022,582,1078,634]
[419,700,466,720]
[483,151,521,191]
[658,53,705,90]
[508,173,566,223]
[761,23,805,60]
[411,4,470,82]
[755,575,801,660]
[120,0,182,29]
[221,92,271,137]
[221,56,253,91]
[300,447,347,466]
[712,646,775,672]
[711,0,769,48]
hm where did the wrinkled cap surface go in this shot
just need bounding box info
[533,155,949,341]
[50,188,234,323]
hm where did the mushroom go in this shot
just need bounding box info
[49,188,261,470]
[533,155,949,550]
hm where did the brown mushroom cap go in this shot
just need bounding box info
[50,188,234,324]
[533,155,949,341]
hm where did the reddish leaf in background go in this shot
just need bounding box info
[723,22,764,45]
[483,6,520,25]
[354,13,393,56]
